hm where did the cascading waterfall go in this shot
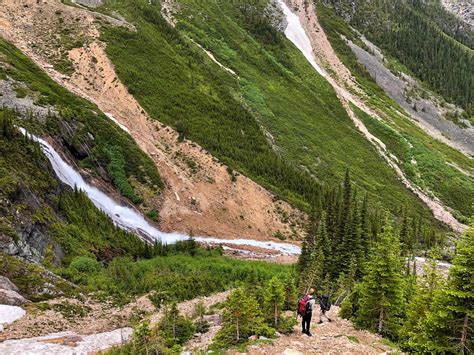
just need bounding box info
[278,0,326,77]
[21,129,301,255]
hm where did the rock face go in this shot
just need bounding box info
[0,277,27,306]
[0,289,27,306]
[0,277,19,293]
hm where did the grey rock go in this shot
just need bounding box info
[0,289,28,306]
[0,277,19,293]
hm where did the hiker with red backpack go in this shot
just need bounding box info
[298,287,316,336]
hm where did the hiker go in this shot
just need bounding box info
[318,293,332,324]
[298,287,316,336]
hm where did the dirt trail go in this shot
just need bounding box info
[243,307,393,354]
[286,0,467,233]
[0,0,305,243]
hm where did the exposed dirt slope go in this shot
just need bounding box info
[0,0,305,242]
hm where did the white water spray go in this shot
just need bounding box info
[21,129,300,254]
[278,0,326,77]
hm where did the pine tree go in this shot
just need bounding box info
[403,250,445,350]
[336,170,352,271]
[264,277,286,326]
[283,275,298,311]
[359,194,369,254]
[214,288,264,345]
[414,221,473,353]
[356,219,405,338]
[159,303,195,348]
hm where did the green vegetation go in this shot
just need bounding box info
[352,104,474,221]
[301,177,473,349]
[0,38,163,204]
[0,253,76,301]
[403,221,473,353]
[97,0,441,230]
[0,110,158,267]
[61,243,292,304]
[316,3,474,222]
[355,221,405,338]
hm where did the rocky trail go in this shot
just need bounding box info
[244,307,394,355]
[0,288,396,354]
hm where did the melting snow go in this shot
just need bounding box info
[278,0,326,77]
[0,328,132,354]
[0,305,25,325]
[104,112,130,133]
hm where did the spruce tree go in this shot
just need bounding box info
[336,170,352,271]
[359,193,369,258]
[414,221,473,354]
[403,250,445,350]
[283,275,298,311]
[214,288,264,345]
[264,277,286,326]
[356,220,405,338]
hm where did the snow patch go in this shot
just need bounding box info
[0,305,25,325]
[0,328,132,354]
[278,0,326,77]
[104,112,130,133]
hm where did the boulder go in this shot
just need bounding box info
[0,289,27,306]
[0,276,19,293]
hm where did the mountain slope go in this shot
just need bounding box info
[283,0,473,225]
[95,0,447,229]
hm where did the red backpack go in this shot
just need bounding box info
[298,295,310,316]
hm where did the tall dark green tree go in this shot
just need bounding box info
[413,221,473,353]
[356,219,405,337]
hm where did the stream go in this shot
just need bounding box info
[20,129,301,255]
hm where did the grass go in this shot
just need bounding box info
[97,0,439,227]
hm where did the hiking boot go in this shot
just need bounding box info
[306,332,313,337]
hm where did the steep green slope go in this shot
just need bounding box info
[316,4,474,222]
[97,0,439,226]
[0,110,152,267]
[0,38,163,205]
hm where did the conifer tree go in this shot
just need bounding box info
[359,193,370,257]
[264,277,286,326]
[403,250,445,350]
[356,219,405,337]
[214,288,264,345]
[336,170,352,262]
[283,275,298,311]
[316,213,331,275]
[413,221,473,353]
[399,210,412,256]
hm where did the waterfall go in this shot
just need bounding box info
[20,129,301,255]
